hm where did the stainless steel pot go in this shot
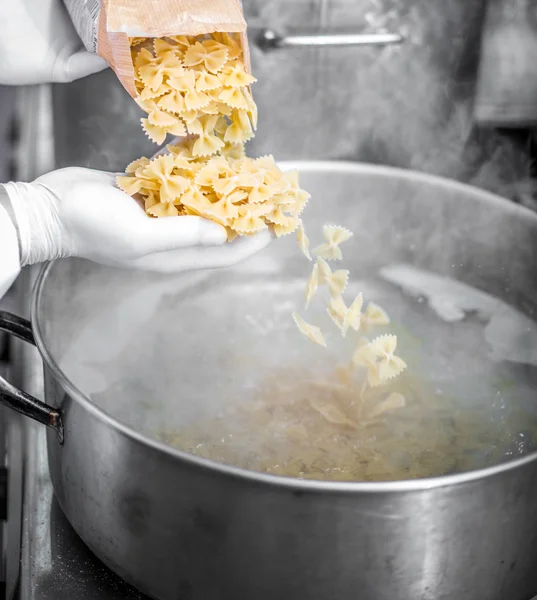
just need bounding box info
[1,162,537,600]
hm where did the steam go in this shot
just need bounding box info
[380,264,537,368]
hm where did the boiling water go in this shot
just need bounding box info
[60,264,537,481]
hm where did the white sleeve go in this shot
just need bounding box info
[0,195,21,302]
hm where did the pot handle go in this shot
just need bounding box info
[0,311,64,444]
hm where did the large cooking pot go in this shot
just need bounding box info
[1,162,537,600]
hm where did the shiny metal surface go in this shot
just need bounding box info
[256,28,404,50]
[0,163,534,600]
[0,162,536,598]
[19,421,146,600]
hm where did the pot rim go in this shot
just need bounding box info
[32,160,537,493]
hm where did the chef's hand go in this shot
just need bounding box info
[3,167,272,273]
[0,0,107,85]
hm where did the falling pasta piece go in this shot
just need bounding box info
[378,355,407,383]
[363,302,391,329]
[305,263,319,309]
[356,334,407,385]
[369,334,398,358]
[297,222,312,260]
[317,258,349,298]
[314,225,354,261]
[341,292,364,337]
[327,295,347,330]
[292,312,327,347]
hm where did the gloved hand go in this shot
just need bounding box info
[3,167,272,273]
[0,0,107,85]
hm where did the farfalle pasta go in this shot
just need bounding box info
[117,31,310,240]
[292,311,327,348]
[292,222,407,412]
[160,364,537,481]
[132,33,256,150]
[118,148,309,239]
[314,225,353,261]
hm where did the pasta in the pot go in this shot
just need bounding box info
[159,367,537,481]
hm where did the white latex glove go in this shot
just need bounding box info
[0,0,107,85]
[3,167,272,273]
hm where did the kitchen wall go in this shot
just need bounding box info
[244,0,534,206]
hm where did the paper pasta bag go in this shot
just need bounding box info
[63,0,249,98]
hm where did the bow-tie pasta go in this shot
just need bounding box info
[291,222,407,417]
[118,32,310,240]
[132,33,256,149]
[118,148,310,239]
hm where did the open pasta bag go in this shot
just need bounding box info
[63,0,250,98]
